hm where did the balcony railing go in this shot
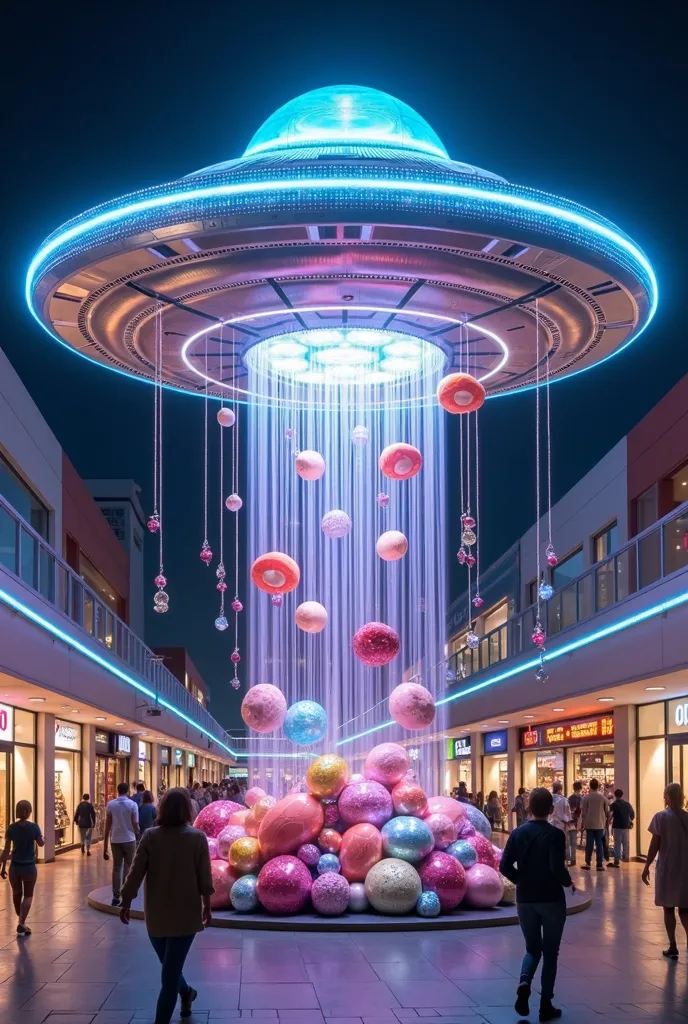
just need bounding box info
[0,493,236,756]
[448,500,688,682]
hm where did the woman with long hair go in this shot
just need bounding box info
[0,800,45,936]
[119,787,214,1022]
[642,782,688,959]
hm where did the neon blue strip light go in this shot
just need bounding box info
[336,588,688,747]
[0,585,239,760]
[27,178,657,324]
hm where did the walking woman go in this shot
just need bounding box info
[0,800,45,935]
[74,793,97,855]
[119,787,214,1023]
[138,790,157,834]
[642,782,688,960]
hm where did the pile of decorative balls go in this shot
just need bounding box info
[194,743,514,918]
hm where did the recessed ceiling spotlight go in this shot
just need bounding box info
[115,722,124,726]
[552,708,565,712]
[524,715,535,719]
[95,716,106,721]
[498,720,509,724]
[645,686,666,691]
[28,697,46,703]
[597,697,615,703]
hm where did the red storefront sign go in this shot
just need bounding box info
[519,714,614,749]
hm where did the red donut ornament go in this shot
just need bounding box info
[251,552,300,594]
[379,442,422,481]
[437,372,486,414]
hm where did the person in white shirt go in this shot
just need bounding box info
[103,782,139,906]
[550,781,572,833]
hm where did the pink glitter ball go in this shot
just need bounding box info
[231,599,243,612]
[209,859,235,909]
[532,627,546,648]
[225,493,243,512]
[463,863,504,908]
[324,804,340,827]
[230,650,241,664]
[364,742,410,786]
[200,545,213,565]
[376,492,390,508]
[217,581,228,592]
[547,548,558,567]
[467,553,476,567]
[491,843,503,870]
[467,832,496,865]
[147,515,160,534]
[194,800,245,838]
[457,548,467,565]
[217,824,247,859]
[321,509,351,538]
[419,850,467,911]
[424,812,457,850]
[256,855,312,914]
[391,780,428,817]
[352,622,400,667]
[424,795,466,826]
[389,682,435,731]
[462,515,476,529]
[338,780,394,829]
[473,595,484,608]
[154,573,167,588]
[295,449,326,481]
[311,872,350,916]
[241,683,287,733]
[297,842,321,867]
[455,818,477,840]
[271,594,283,607]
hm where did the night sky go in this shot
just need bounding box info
[4,2,685,731]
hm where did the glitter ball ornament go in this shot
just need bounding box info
[417,891,441,917]
[466,832,496,866]
[225,493,243,512]
[338,782,393,831]
[258,794,324,859]
[321,509,351,538]
[376,492,390,508]
[312,872,349,915]
[446,838,478,870]
[229,836,262,875]
[230,649,240,663]
[424,796,466,825]
[539,582,554,601]
[339,822,383,881]
[352,425,369,446]
[245,787,266,807]
[461,803,493,840]
[230,678,240,690]
[217,825,247,859]
[419,850,468,911]
[473,595,484,608]
[256,855,312,914]
[379,442,422,481]
[217,407,236,428]
[244,796,276,837]
[194,800,244,838]
[317,853,341,874]
[285,426,295,439]
[271,594,283,607]
[200,542,213,565]
[463,515,476,529]
[463,863,504,908]
[457,547,467,565]
[381,816,434,863]
[295,449,325,481]
[217,581,227,592]
[206,837,219,860]
[455,817,476,840]
[230,873,258,912]
[147,514,160,534]
[241,683,287,734]
[437,372,486,414]
[364,742,410,786]
[467,553,476,567]
[365,857,422,914]
[376,530,408,561]
[251,551,300,594]
[466,631,480,650]
[231,598,243,612]
[462,527,477,547]
[283,700,328,746]
[295,601,328,633]
[153,591,169,614]
[532,626,546,649]
[154,573,167,588]
[424,813,457,851]
[215,616,229,631]
[324,804,340,827]
[348,881,369,912]
[389,682,435,731]
[297,843,320,867]
[391,780,428,818]
[546,545,558,567]
[352,621,400,666]
[306,754,350,800]
[209,860,234,909]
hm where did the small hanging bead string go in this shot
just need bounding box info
[233,349,240,683]
[218,325,226,618]
[158,315,164,577]
[546,318,553,551]
[475,408,480,599]
[204,333,209,547]
[535,297,541,612]
[152,318,159,520]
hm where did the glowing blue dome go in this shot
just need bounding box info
[244,85,449,159]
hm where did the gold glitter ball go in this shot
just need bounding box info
[306,754,350,799]
[229,836,261,875]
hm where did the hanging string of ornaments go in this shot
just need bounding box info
[531,298,556,683]
[148,308,169,614]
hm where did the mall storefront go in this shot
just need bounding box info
[638,695,688,856]
[54,718,82,852]
[0,703,37,846]
[94,731,132,840]
[520,713,615,797]
[445,736,472,794]
[482,730,508,829]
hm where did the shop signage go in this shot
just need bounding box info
[483,729,507,754]
[55,719,80,750]
[520,714,614,749]
[113,734,131,756]
[188,752,196,767]
[451,737,471,759]
[95,731,109,748]
[138,741,147,761]
[160,747,170,765]
[175,748,184,766]
[0,702,14,743]
[669,698,688,734]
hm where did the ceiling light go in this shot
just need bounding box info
[498,720,509,724]
[645,686,666,691]
[383,340,421,359]
[71,709,79,713]
[268,340,307,358]
[552,708,565,712]
[597,697,615,703]
[115,722,124,726]
[524,715,535,719]
[28,697,46,702]
[314,346,375,366]
[270,357,310,374]
[379,356,420,375]
[95,716,106,720]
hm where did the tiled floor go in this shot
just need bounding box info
[1,850,687,1022]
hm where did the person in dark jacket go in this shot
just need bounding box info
[501,787,575,1023]
[138,791,157,834]
[74,793,97,856]
[608,788,635,866]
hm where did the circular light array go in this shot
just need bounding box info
[245,328,444,386]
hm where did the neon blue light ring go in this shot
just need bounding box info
[27,177,657,398]
[335,588,688,747]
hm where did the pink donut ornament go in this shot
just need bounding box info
[379,442,422,481]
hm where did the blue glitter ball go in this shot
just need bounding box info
[214,615,229,631]
[283,700,328,746]
[446,839,478,870]
[538,583,554,601]
[230,873,259,913]
[416,891,441,917]
[381,816,434,863]
[462,802,493,840]
[317,853,341,875]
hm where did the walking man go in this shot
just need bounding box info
[567,781,583,866]
[581,778,609,871]
[501,787,574,1022]
[608,788,635,866]
[103,782,139,906]
[512,787,529,827]
[550,781,572,832]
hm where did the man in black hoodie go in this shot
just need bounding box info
[501,787,575,1022]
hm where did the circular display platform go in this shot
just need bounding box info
[88,884,590,932]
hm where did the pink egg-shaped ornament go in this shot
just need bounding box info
[245,786,267,808]
[217,407,236,428]
[257,793,325,859]
[467,832,496,866]
[209,859,236,909]
[241,683,287,734]
[376,529,408,562]
[194,800,245,838]
[217,824,247,859]
[463,863,504,908]
[419,850,467,911]
[338,780,394,830]
[225,493,243,512]
[391,780,428,818]
[454,817,476,840]
[295,450,325,481]
[229,808,250,828]
[297,843,320,867]
[311,872,350,916]
[425,813,457,851]
[339,822,384,882]
[256,855,312,914]
[423,795,466,826]
[353,622,400,667]
[295,601,328,633]
[317,828,342,855]
[379,442,422,481]
[206,837,219,860]
[389,683,436,731]
[245,796,277,837]
[364,743,410,786]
